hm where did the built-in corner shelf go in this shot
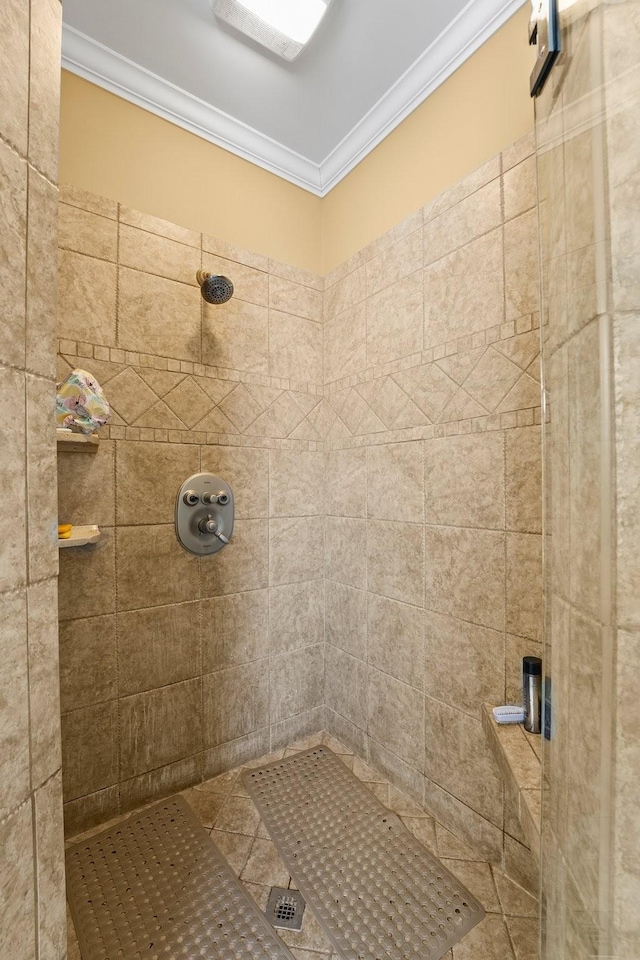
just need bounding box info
[56,428,99,452]
[482,704,542,862]
[56,431,101,548]
[58,525,102,549]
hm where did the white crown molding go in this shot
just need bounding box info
[318,0,526,192]
[61,0,526,198]
[61,26,324,195]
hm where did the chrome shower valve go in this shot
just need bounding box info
[175,473,234,555]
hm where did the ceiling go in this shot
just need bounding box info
[61,0,524,195]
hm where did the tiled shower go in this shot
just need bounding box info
[1,0,639,957]
[55,135,542,900]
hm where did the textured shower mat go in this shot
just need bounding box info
[243,747,485,960]
[65,795,295,960]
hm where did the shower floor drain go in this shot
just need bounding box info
[244,747,485,960]
[266,887,306,930]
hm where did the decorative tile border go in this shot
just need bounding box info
[97,424,323,451]
[325,407,541,451]
[325,312,540,394]
[58,338,324,397]
[60,319,541,453]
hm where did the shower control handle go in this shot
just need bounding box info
[202,491,229,505]
[176,473,234,556]
[198,516,219,535]
[198,516,230,544]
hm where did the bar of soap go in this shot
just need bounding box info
[493,705,525,724]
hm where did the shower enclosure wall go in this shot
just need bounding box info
[0,0,66,956]
[56,130,544,898]
[56,199,326,834]
[536,0,640,956]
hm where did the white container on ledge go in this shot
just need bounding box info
[58,525,102,548]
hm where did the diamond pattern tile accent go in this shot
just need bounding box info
[369,377,427,430]
[251,393,309,438]
[292,393,322,418]
[78,353,330,440]
[218,384,265,432]
[338,389,370,435]
[393,363,457,422]
[493,331,540,371]
[358,406,387,434]
[88,341,540,440]
[439,388,487,422]
[57,356,74,381]
[194,405,240,434]
[326,417,352,443]
[164,377,215,429]
[462,348,523,413]
[526,357,541,382]
[297,400,337,441]
[326,388,350,419]
[244,383,284,411]
[496,373,541,413]
[198,377,239,407]
[64,323,540,443]
[133,399,186,429]
[137,369,186,398]
[373,379,429,430]
[317,336,541,442]
[353,379,381,408]
[106,368,159,424]
[435,347,484,385]
[109,409,127,427]
[289,416,322,442]
[65,356,126,386]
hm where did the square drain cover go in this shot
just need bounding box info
[266,887,306,930]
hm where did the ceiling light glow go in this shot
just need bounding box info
[212,0,332,61]
[236,0,327,44]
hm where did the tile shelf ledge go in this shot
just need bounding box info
[56,428,99,452]
[482,703,542,864]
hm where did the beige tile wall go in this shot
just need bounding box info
[56,191,326,834]
[57,135,543,891]
[606,3,640,953]
[0,0,66,957]
[322,131,543,887]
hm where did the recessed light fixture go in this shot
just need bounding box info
[212,0,333,61]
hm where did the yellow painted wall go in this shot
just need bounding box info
[59,5,534,276]
[321,6,535,271]
[59,71,323,272]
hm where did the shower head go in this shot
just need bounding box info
[196,270,234,304]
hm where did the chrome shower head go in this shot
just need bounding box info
[196,270,234,304]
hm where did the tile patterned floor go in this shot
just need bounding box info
[66,733,539,960]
